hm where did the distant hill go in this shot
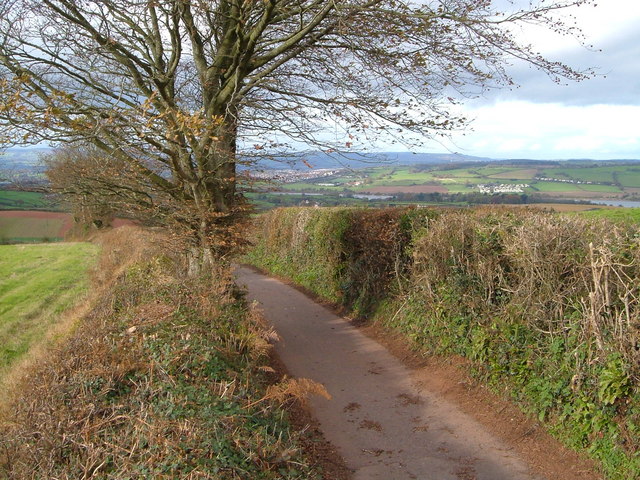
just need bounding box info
[3,146,640,174]
[1,149,494,173]
[252,151,640,170]
[0,148,48,171]
[252,151,495,170]
[0,148,49,184]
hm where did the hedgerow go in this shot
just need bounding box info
[246,206,640,479]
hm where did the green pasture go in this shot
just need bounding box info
[577,184,623,193]
[377,167,436,182]
[529,181,581,193]
[575,207,640,224]
[0,216,66,244]
[540,165,640,188]
[439,183,473,193]
[0,242,98,376]
[276,182,337,191]
[366,178,430,187]
[466,166,508,176]
[366,165,538,187]
[541,166,616,183]
[612,169,640,188]
[485,168,539,180]
[0,190,53,210]
[369,166,395,178]
[431,168,481,179]
[530,182,622,194]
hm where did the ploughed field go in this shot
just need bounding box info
[0,211,73,243]
[0,242,98,377]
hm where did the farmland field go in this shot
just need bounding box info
[278,162,640,198]
[0,190,53,210]
[540,165,640,187]
[251,160,640,210]
[0,211,73,243]
[0,242,98,377]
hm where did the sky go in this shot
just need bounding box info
[416,0,640,160]
[5,1,638,162]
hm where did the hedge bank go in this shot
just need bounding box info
[246,206,640,479]
[1,227,329,479]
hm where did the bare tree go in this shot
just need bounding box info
[0,0,592,263]
[44,145,146,230]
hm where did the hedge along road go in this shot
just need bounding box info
[235,266,603,480]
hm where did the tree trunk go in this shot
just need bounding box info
[184,114,241,275]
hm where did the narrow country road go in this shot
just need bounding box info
[234,266,549,480]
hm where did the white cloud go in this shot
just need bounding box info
[371,2,640,160]
[426,102,640,160]
[422,1,640,160]
[512,0,640,53]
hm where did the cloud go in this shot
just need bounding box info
[387,2,640,159]
[428,102,640,160]
[409,3,640,159]
[468,1,640,108]
[497,26,640,106]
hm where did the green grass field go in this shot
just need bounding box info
[546,166,615,183]
[0,242,98,376]
[529,181,583,192]
[540,165,640,188]
[0,190,53,210]
[266,161,640,207]
[575,208,640,223]
[577,184,623,193]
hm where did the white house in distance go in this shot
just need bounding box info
[477,184,530,194]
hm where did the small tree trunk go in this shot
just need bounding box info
[187,244,215,277]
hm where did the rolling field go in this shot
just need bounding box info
[352,165,552,194]
[282,162,640,199]
[256,161,640,210]
[540,165,640,188]
[0,242,98,377]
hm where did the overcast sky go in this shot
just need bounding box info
[417,0,640,160]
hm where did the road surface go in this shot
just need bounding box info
[235,266,589,480]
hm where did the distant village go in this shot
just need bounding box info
[248,168,343,183]
[477,184,530,194]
